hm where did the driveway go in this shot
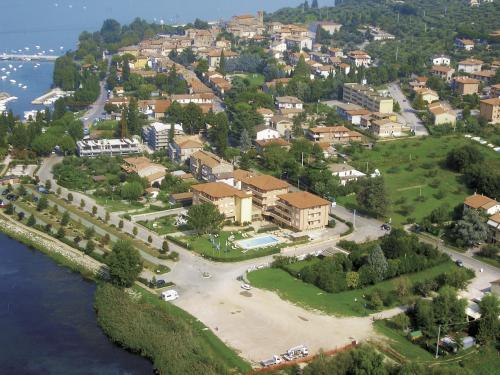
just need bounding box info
[388,83,428,136]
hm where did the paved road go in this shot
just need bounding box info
[388,83,429,136]
[130,207,186,222]
[81,55,112,131]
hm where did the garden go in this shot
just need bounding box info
[138,215,190,235]
[337,136,500,225]
[247,229,474,316]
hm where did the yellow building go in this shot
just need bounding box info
[413,88,439,104]
[133,55,149,70]
[192,182,252,224]
[480,98,500,124]
[269,191,330,231]
[241,175,289,212]
[343,83,393,113]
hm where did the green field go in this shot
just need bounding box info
[231,73,265,88]
[337,136,500,225]
[172,231,282,262]
[93,196,144,212]
[139,216,186,235]
[247,261,456,317]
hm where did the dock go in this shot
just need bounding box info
[1,54,59,62]
[32,88,72,105]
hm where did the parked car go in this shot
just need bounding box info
[260,355,283,367]
[0,200,7,208]
[1,189,10,195]
[455,260,464,267]
[161,289,179,301]
[156,279,166,288]
[241,283,252,291]
[6,194,17,201]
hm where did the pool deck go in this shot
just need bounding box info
[235,234,282,250]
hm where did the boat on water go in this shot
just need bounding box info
[1,76,6,80]
[9,79,16,84]
[1,68,5,71]
[22,85,27,89]
[35,45,40,49]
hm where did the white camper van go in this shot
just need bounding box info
[161,290,179,301]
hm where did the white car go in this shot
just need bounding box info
[241,283,252,291]
[161,290,179,301]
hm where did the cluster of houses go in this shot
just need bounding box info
[464,194,500,244]
[426,51,500,125]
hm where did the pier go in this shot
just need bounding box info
[1,54,59,62]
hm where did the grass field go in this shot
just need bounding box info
[139,216,187,235]
[337,136,500,225]
[93,196,144,212]
[231,73,265,88]
[247,261,456,317]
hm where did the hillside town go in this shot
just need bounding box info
[0,0,499,374]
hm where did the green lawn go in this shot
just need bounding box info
[233,73,265,88]
[139,216,186,235]
[93,196,144,212]
[247,261,456,317]
[337,136,500,225]
[132,285,251,373]
[173,231,282,262]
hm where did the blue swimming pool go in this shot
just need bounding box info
[236,235,281,250]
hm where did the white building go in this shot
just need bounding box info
[255,125,281,141]
[275,96,304,110]
[431,54,451,66]
[329,163,366,186]
[76,139,140,157]
[142,122,183,151]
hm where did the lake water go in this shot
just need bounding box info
[0,0,335,115]
[0,234,153,374]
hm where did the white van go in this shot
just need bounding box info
[161,290,179,301]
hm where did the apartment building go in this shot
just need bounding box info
[269,191,330,231]
[453,77,480,96]
[76,139,140,157]
[167,135,204,163]
[428,102,457,126]
[308,126,362,144]
[241,175,289,212]
[431,54,451,66]
[371,119,402,138]
[142,122,183,151]
[190,150,234,183]
[275,96,304,110]
[343,83,394,113]
[192,182,252,224]
[347,50,371,67]
[431,65,455,82]
[458,59,483,73]
[480,98,500,123]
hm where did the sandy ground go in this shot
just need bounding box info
[174,276,380,365]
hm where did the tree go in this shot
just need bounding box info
[118,220,124,229]
[346,271,359,289]
[56,226,65,239]
[217,50,226,75]
[119,108,128,138]
[356,177,389,217]
[147,235,153,243]
[293,55,310,80]
[45,180,52,191]
[92,206,98,216]
[446,145,484,172]
[239,128,252,152]
[108,240,143,288]
[121,181,144,201]
[161,240,169,254]
[5,203,14,215]
[126,98,140,135]
[311,0,319,8]
[37,196,48,211]
[60,211,70,226]
[413,94,426,110]
[393,101,401,113]
[433,286,467,330]
[80,199,86,209]
[394,277,412,298]
[105,211,110,223]
[187,203,225,235]
[27,214,36,227]
[450,210,488,247]
[477,294,500,344]
[132,226,138,236]
[391,313,411,331]
[84,226,95,240]
[85,239,95,255]
[367,245,388,281]
[67,192,73,202]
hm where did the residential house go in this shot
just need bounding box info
[329,47,344,58]
[169,192,194,206]
[192,182,252,224]
[453,77,480,96]
[491,84,500,98]
[138,99,171,120]
[262,78,291,93]
[271,115,294,137]
[256,108,274,126]
[458,59,483,73]
[168,135,204,163]
[285,36,313,51]
[480,98,500,123]
[455,38,475,51]
[431,65,455,82]
[210,77,232,97]
[189,150,234,183]
[315,21,342,34]
[413,88,439,104]
[207,49,239,68]
[170,93,215,105]
[255,138,291,154]
[343,83,394,113]
[338,63,351,75]
[308,126,362,144]
[487,213,500,243]
[142,122,183,151]
[269,191,330,231]
[76,139,140,158]
[347,50,371,67]
[367,26,395,41]
[329,163,366,185]
[371,119,402,138]
[255,125,280,141]
[409,76,428,91]
[428,102,457,126]
[431,54,451,66]
[276,96,304,111]
[226,12,265,40]
[122,156,167,186]
[470,70,496,84]
[241,175,289,212]
[464,194,500,215]
[345,109,372,125]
